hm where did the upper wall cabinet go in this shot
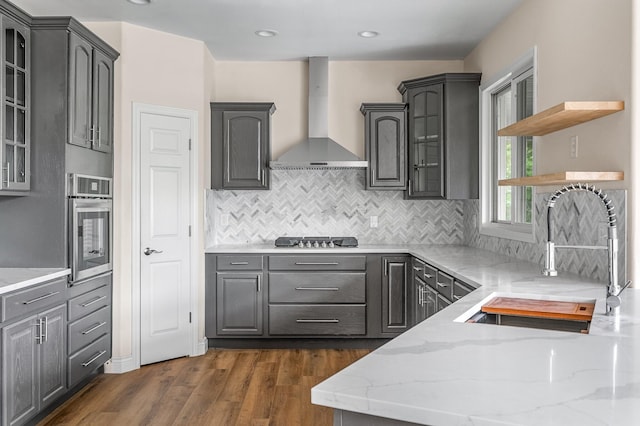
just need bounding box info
[398,73,481,199]
[211,102,275,190]
[68,32,114,153]
[0,12,30,193]
[30,18,119,164]
[360,103,407,190]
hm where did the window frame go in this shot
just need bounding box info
[479,48,537,243]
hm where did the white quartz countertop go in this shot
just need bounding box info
[0,268,71,295]
[207,243,640,425]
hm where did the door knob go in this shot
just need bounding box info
[144,247,163,256]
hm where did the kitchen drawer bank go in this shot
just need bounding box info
[0,269,112,426]
[205,253,420,348]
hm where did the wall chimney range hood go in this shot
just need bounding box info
[270,57,368,169]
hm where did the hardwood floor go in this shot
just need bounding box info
[38,349,369,426]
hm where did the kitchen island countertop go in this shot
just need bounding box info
[0,268,71,295]
[207,243,640,425]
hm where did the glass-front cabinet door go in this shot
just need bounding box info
[1,16,30,192]
[409,84,443,198]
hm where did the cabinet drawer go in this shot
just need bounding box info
[453,280,475,302]
[437,294,451,312]
[269,305,365,335]
[412,258,426,278]
[68,306,111,355]
[2,278,66,322]
[217,255,263,270]
[67,272,111,299]
[269,272,365,303]
[269,256,366,271]
[68,333,111,387]
[434,271,454,301]
[68,284,111,322]
[423,264,437,286]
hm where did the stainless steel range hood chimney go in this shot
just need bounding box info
[270,57,368,169]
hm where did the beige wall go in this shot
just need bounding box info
[213,60,463,159]
[464,0,634,279]
[464,0,632,183]
[84,22,214,363]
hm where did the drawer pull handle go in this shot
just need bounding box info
[23,291,60,305]
[294,262,339,266]
[413,267,422,272]
[82,350,107,367]
[296,319,340,323]
[436,282,448,288]
[295,287,339,291]
[81,295,107,308]
[425,274,434,279]
[230,262,249,265]
[82,322,107,335]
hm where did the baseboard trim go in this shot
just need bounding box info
[104,355,138,374]
[193,337,208,356]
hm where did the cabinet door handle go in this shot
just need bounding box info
[294,262,339,266]
[230,262,249,265]
[384,259,388,276]
[418,284,423,306]
[295,319,340,323]
[23,291,60,305]
[35,318,43,344]
[295,287,339,291]
[257,275,262,292]
[261,169,266,185]
[82,322,107,335]
[408,179,412,196]
[43,317,48,342]
[81,295,107,308]
[82,350,107,368]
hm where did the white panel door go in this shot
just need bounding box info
[140,111,191,365]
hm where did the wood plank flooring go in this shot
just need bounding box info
[38,349,369,426]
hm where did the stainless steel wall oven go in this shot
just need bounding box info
[68,174,112,282]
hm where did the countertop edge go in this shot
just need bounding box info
[0,268,71,295]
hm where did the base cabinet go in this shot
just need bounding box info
[216,272,263,335]
[2,303,67,426]
[381,256,410,334]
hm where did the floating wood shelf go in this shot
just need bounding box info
[498,171,624,186]
[497,101,624,136]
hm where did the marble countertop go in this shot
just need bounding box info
[0,268,71,295]
[299,245,640,425]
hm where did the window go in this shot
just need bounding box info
[480,49,536,242]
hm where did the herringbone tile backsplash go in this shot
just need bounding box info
[206,170,464,245]
[464,189,627,283]
[206,170,626,282]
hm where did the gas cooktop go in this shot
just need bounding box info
[274,236,358,249]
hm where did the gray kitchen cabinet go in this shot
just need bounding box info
[360,103,407,190]
[206,255,266,337]
[453,279,475,302]
[268,255,367,337]
[211,102,275,190]
[66,272,112,388]
[31,17,118,177]
[68,31,114,153]
[381,256,409,333]
[216,272,264,335]
[398,73,481,199]
[2,303,67,426]
[0,13,30,193]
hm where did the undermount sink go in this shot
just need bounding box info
[455,292,596,334]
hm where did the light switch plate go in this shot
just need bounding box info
[370,216,378,228]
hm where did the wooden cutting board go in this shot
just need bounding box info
[481,297,595,321]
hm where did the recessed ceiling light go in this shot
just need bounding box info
[127,0,151,4]
[358,31,379,38]
[255,29,278,37]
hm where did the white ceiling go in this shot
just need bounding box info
[11,0,524,61]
